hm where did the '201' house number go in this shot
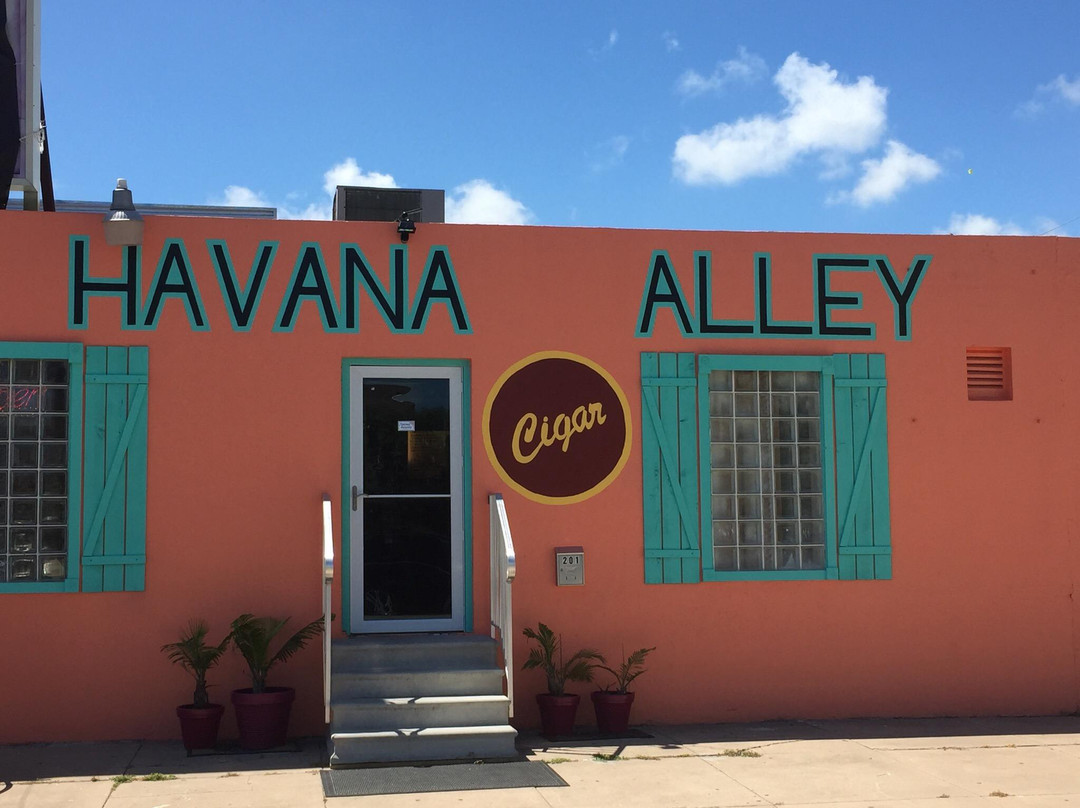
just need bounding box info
[555,547,584,586]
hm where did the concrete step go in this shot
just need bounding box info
[332,633,498,672]
[330,695,510,734]
[332,667,506,699]
[329,725,520,766]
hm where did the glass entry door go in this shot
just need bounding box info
[348,366,464,632]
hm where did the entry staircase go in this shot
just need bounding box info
[327,633,517,765]
[321,494,519,767]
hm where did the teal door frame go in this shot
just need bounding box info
[340,358,473,635]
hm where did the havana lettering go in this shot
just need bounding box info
[144,240,209,330]
[637,251,930,341]
[512,402,607,464]
[208,240,276,330]
[68,237,471,335]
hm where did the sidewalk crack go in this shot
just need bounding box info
[100,740,144,807]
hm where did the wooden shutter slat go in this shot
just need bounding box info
[643,549,699,559]
[83,554,146,565]
[125,347,149,591]
[641,354,663,584]
[675,353,698,583]
[658,353,681,583]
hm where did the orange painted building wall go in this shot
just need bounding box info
[1,210,1078,743]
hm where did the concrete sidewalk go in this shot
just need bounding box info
[3,716,1080,807]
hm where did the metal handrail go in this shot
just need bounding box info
[321,494,335,724]
[489,494,517,717]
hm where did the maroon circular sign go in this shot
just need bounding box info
[483,352,632,504]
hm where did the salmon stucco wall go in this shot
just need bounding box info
[1,210,1078,743]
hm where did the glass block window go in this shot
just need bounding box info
[707,367,825,573]
[0,357,71,584]
[644,352,889,585]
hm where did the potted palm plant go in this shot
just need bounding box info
[591,646,655,735]
[161,619,229,751]
[522,623,603,738]
[228,613,323,750]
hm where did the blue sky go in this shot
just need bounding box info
[40,1,1079,236]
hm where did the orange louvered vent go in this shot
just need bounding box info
[966,347,1012,401]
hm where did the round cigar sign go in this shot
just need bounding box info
[483,351,632,504]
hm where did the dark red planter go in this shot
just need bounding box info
[176,703,225,751]
[231,687,295,750]
[536,693,580,738]
[591,691,635,735]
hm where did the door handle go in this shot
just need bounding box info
[352,485,361,511]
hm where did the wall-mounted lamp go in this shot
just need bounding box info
[103,178,144,246]
[396,210,417,243]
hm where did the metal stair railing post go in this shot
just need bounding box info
[322,494,335,725]
[489,494,517,717]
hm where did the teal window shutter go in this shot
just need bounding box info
[82,346,148,592]
[641,352,700,583]
[833,353,891,580]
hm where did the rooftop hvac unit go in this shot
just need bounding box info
[332,186,445,223]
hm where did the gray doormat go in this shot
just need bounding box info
[321,760,567,797]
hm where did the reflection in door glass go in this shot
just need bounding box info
[363,379,450,495]
[363,498,451,620]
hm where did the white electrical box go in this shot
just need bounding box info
[555,546,584,586]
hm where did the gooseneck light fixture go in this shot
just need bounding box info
[103,178,144,246]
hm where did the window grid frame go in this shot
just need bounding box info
[0,342,83,593]
[698,355,838,582]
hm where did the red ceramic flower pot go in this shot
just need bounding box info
[176,703,225,751]
[536,692,580,738]
[591,691,635,735]
[231,687,295,750]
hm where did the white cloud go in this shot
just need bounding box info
[1048,74,1080,104]
[778,55,886,153]
[278,201,331,221]
[673,53,887,185]
[674,115,790,183]
[589,29,618,57]
[843,140,941,207]
[1017,73,1080,117]
[676,70,713,96]
[934,213,1027,236]
[322,158,397,195]
[677,47,767,96]
[445,179,533,225]
[662,31,680,52]
[220,185,271,208]
[1016,98,1044,117]
[589,135,630,172]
